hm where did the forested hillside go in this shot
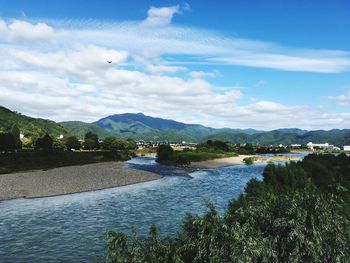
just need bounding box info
[0,106,68,139]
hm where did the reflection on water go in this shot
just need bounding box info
[1,156,270,262]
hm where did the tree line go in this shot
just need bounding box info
[0,126,136,152]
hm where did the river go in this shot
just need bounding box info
[0,155,297,262]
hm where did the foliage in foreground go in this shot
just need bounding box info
[103,154,350,262]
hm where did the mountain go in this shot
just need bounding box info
[59,121,113,139]
[93,113,218,141]
[276,128,308,135]
[0,106,68,138]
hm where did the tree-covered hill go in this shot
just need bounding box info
[93,113,217,140]
[204,129,350,146]
[0,106,68,139]
[59,121,113,139]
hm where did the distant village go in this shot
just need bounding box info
[135,139,350,152]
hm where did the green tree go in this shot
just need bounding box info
[125,138,137,150]
[101,136,124,150]
[35,133,53,151]
[65,136,81,150]
[10,124,22,150]
[84,132,99,150]
[156,144,174,163]
[0,132,15,152]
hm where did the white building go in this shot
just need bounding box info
[307,142,335,150]
[343,146,350,151]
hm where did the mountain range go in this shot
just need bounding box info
[1,106,349,146]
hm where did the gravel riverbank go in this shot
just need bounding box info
[0,161,160,201]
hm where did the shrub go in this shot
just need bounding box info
[243,157,254,165]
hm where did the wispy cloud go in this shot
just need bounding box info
[189,70,219,79]
[329,89,350,106]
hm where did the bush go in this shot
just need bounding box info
[35,133,53,152]
[84,132,99,150]
[65,136,81,150]
[156,144,174,163]
[243,157,254,165]
[0,132,15,152]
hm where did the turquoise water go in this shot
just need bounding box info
[0,157,267,262]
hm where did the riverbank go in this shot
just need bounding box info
[0,161,160,201]
[187,154,304,168]
[188,155,254,168]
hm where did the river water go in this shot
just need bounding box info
[0,156,291,262]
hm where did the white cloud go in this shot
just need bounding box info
[146,64,186,74]
[0,19,56,42]
[142,5,181,27]
[11,45,128,78]
[189,71,218,79]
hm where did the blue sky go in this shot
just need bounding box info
[0,0,349,130]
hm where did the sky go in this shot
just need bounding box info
[0,0,350,130]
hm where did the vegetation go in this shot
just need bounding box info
[204,129,350,146]
[156,140,238,165]
[65,136,81,150]
[243,157,254,165]
[0,150,130,174]
[11,124,22,149]
[0,130,137,173]
[35,133,53,152]
[0,106,68,139]
[103,154,350,262]
[0,132,16,152]
[84,132,99,150]
[101,136,137,151]
[60,121,113,139]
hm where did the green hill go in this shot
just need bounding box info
[92,113,256,141]
[0,106,68,138]
[60,121,113,139]
[204,129,350,146]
